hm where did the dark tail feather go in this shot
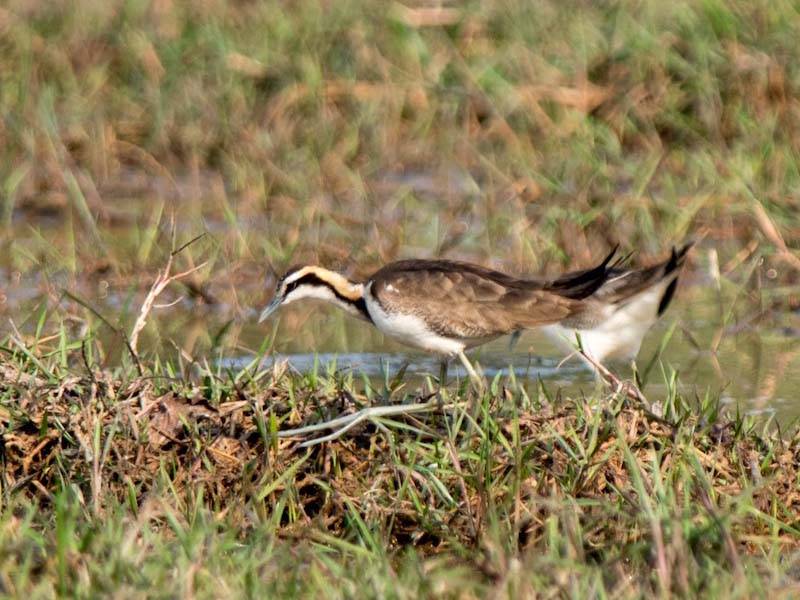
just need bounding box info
[656,242,693,315]
[657,278,679,316]
[547,246,618,300]
[609,250,635,271]
[670,242,693,271]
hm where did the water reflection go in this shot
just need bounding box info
[219,350,586,382]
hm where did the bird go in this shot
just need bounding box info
[542,243,693,368]
[259,248,620,387]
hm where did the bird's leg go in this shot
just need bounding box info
[457,350,485,393]
[438,359,448,388]
[455,350,488,449]
[437,359,448,408]
[577,347,651,409]
[508,329,522,351]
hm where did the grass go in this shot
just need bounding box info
[1,0,800,596]
[1,338,799,597]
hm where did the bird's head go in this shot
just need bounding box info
[259,265,365,322]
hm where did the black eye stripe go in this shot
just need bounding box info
[285,273,324,294]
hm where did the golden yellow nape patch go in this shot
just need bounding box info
[300,266,363,301]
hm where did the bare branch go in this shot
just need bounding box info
[277,397,468,447]
[129,236,207,355]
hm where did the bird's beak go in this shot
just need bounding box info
[258,296,282,323]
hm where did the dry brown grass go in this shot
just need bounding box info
[2,359,798,557]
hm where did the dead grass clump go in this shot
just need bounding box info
[1,358,798,559]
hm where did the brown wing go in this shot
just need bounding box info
[368,260,583,340]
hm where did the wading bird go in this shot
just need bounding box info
[259,248,619,387]
[259,245,690,445]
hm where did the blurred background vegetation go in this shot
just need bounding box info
[3,0,799,260]
[0,0,798,363]
[1,0,799,410]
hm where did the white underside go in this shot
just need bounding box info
[544,279,674,365]
[363,283,466,356]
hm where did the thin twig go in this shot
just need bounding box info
[277,398,469,447]
[81,339,97,386]
[172,232,207,257]
[129,234,207,356]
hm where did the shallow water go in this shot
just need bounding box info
[219,349,586,382]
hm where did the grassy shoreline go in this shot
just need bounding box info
[1,348,799,597]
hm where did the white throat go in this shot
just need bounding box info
[285,283,365,318]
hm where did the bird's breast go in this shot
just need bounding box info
[363,282,467,355]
